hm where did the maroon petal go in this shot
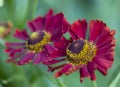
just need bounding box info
[27,21,36,32]
[18,52,34,65]
[87,61,97,81]
[4,48,13,53]
[5,42,25,48]
[95,27,110,44]
[96,30,116,49]
[69,29,78,40]
[45,44,57,54]
[96,27,115,45]
[97,52,114,62]
[64,66,80,75]
[70,19,87,39]
[48,64,67,72]
[28,17,45,32]
[89,20,106,41]
[93,58,108,75]
[54,37,69,49]
[97,44,115,55]
[50,29,62,42]
[12,49,27,59]
[50,50,66,58]
[80,66,90,82]
[45,14,53,31]
[51,37,69,57]
[97,40,115,50]
[13,29,29,40]
[5,47,25,58]
[45,9,53,18]
[45,13,63,34]
[9,49,24,57]
[62,18,70,34]
[44,58,65,65]
[54,63,72,77]
[6,59,17,64]
[27,9,53,32]
[34,52,49,64]
[96,64,107,75]
[93,56,113,69]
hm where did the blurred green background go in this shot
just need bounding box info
[0,0,120,87]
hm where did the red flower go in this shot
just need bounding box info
[47,19,116,82]
[4,9,69,65]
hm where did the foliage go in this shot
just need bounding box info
[0,0,120,87]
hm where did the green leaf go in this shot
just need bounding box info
[32,75,58,87]
[0,44,16,79]
[62,71,93,87]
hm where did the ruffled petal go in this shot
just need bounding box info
[93,57,113,68]
[44,44,57,54]
[34,52,49,64]
[45,13,64,34]
[69,28,78,40]
[50,29,62,42]
[5,42,25,48]
[27,9,53,32]
[80,66,90,82]
[61,18,70,34]
[96,27,116,48]
[87,61,97,81]
[54,37,69,49]
[50,17,70,42]
[48,64,67,72]
[6,48,27,64]
[13,29,29,40]
[50,37,69,58]
[45,9,53,18]
[93,57,108,75]
[70,19,87,39]
[27,17,45,32]
[89,20,106,41]
[50,50,66,58]
[43,58,65,65]
[18,52,34,65]
[5,48,24,58]
[54,63,73,77]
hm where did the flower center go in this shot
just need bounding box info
[26,31,51,52]
[66,39,97,65]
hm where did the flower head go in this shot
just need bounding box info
[47,19,116,82]
[0,21,12,38]
[4,9,69,65]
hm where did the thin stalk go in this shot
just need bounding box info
[32,0,38,19]
[93,81,98,87]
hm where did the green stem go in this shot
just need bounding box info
[109,71,120,87]
[35,65,66,87]
[32,0,38,19]
[93,81,98,87]
[56,78,66,87]
[0,38,5,46]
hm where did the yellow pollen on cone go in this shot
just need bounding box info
[66,40,97,65]
[30,32,39,39]
[26,31,51,53]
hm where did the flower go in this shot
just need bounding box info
[47,19,116,82]
[0,21,13,38]
[4,9,69,65]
